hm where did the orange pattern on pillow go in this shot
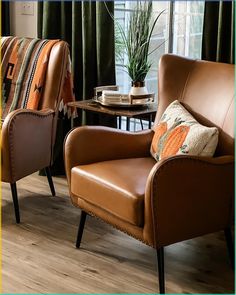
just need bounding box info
[161,125,190,159]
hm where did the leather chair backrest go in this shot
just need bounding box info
[155,54,235,156]
[1,37,69,117]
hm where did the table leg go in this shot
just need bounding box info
[82,109,86,125]
[140,119,144,130]
[126,117,130,131]
[119,116,122,129]
[149,114,152,129]
[71,116,74,129]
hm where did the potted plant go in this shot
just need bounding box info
[115,1,164,96]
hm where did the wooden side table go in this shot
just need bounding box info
[67,99,157,131]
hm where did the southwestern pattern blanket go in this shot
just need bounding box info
[1,36,76,119]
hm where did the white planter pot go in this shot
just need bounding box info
[129,81,148,96]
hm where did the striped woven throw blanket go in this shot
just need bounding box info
[1,36,76,120]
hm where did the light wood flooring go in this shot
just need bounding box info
[2,173,235,294]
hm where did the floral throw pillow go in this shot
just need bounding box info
[150,100,219,161]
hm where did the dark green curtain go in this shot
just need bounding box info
[202,1,235,64]
[1,1,10,36]
[38,1,116,174]
[38,1,115,104]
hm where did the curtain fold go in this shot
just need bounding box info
[38,1,115,101]
[38,1,116,174]
[1,1,10,36]
[202,1,235,64]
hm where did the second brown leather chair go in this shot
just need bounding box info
[64,54,234,293]
[1,37,72,223]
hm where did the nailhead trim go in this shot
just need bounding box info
[79,205,154,248]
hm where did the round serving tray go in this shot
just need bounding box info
[94,93,155,108]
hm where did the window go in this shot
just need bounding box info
[115,1,205,95]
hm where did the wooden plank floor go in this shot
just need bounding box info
[2,173,234,294]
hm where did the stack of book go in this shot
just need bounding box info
[98,90,154,107]
[101,90,130,104]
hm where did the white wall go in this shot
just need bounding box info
[10,1,38,38]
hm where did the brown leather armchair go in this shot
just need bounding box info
[64,54,234,293]
[1,37,71,223]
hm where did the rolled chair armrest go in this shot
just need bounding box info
[144,155,234,248]
[1,108,55,183]
[64,125,153,186]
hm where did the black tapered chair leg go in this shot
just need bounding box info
[157,247,165,294]
[44,166,56,196]
[10,183,20,224]
[76,211,87,248]
[224,227,234,270]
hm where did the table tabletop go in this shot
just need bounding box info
[67,99,157,118]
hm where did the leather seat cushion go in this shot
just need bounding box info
[71,157,156,227]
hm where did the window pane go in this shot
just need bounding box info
[147,4,169,94]
[172,1,204,58]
